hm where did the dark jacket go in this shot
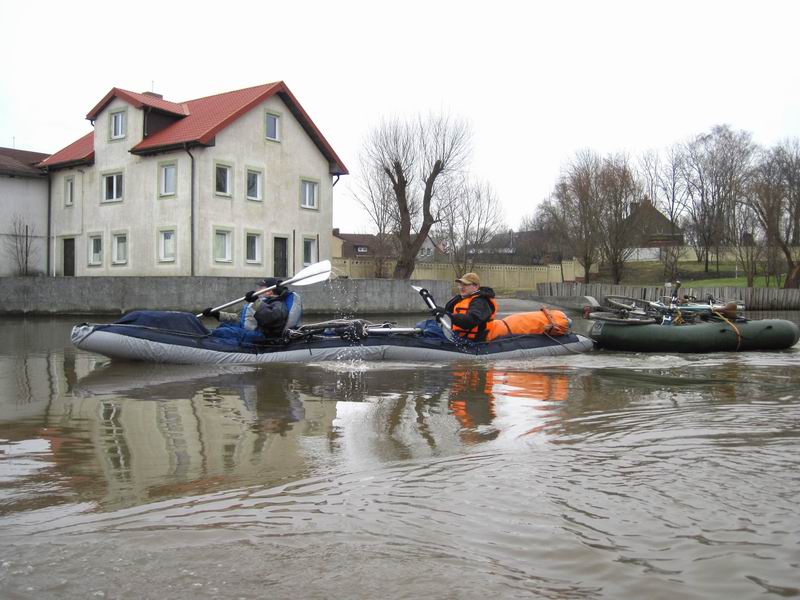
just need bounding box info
[444,286,497,338]
[254,288,290,337]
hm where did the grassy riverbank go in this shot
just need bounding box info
[595,260,784,288]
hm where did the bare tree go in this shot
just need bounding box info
[354,163,397,278]
[731,197,765,286]
[4,215,39,276]
[653,145,689,280]
[437,179,505,275]
[682,125,754,273]
[598,153,642,284]
[775,139,800,286]
[361,113,472,279]
[539,150,604,283]
[749,143,800,288]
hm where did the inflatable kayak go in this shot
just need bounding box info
[71,311,594,364]
[588,317,799,352]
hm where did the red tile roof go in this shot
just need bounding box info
[87,88,189,119]
[37,132,94,168]
[41,82,348,175]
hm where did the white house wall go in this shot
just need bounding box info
[0,175,48,276]
[195,94,333,277]
[50,94,334,277]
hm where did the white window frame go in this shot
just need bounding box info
[64,176,74,207]
[158,229,176,263]
[110,110,126,140]
[303,237,317,266]
[102,172,123,202]
[160,162,177,197]
[245,232,262,264]
[300,179,318,209]
[214,228,233,263]
[88,235,103,266]
[356,246,368,254]
[112,233,128,265]
[246,168,262,201]
[215,163,232,196]
[265,112,280,141]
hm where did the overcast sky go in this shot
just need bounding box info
[3,0,799,232]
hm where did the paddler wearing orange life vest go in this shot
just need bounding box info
[432,272,498,342]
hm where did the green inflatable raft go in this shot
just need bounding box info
[588,318,800,353]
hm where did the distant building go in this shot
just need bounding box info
[0,147,50,276]
[624,198,683,247]
[332,229,447,262]
[477,229,561,264]
[40,82,347,277]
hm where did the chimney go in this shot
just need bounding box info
[333,228,340,236]
[143,91,163,99]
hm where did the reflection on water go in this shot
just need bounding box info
[0,316,799,598]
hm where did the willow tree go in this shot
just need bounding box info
[360,113,472,279]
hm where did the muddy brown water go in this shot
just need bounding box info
[0,313,799,599]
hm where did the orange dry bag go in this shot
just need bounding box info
[485,308,570,341]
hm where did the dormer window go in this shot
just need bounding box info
[110,110,126,140]
[356,246,368,254]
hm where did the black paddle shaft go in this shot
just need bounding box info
[417,288,439,311]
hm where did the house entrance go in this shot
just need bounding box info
[273,237,288,278]
[63,238,75,276]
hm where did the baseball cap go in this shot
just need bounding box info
[454,273,480,286]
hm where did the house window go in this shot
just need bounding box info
[112,233,128,264]
[64,177,74,207]
[88,235,102,265]
[356,246,368,254]
[266,113,280,141]
[246,169,262,201]
[159,229,176,262]
[160,163,176,196]
[103,173,123,202]
[246,233,261,263]
[300,180,318,209]
[214,229,232,262]
[110,111,126,139]
[215,164,232,196]
[303,238,317,266]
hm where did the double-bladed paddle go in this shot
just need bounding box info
[196,260,332,317]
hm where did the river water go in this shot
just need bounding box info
[1,314,799,599]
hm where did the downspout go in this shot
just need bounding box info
[292,229,296,276]
[332,175,340,187]
[46,173,52,275]
[184,144,196,276]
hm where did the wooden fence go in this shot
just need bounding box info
[535,282,800,310]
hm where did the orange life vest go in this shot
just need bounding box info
[451,294,498,341]
[485,308,570,341]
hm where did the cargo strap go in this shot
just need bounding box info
[713,310,742,350]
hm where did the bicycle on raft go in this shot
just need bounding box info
[586,285,745,326]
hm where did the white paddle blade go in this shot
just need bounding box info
[288,269,331,286]
[284,259,332,286]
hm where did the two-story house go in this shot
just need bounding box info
[40,82,347,277]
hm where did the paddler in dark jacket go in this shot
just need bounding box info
[433,272,498,342]
[202,277,291,338]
